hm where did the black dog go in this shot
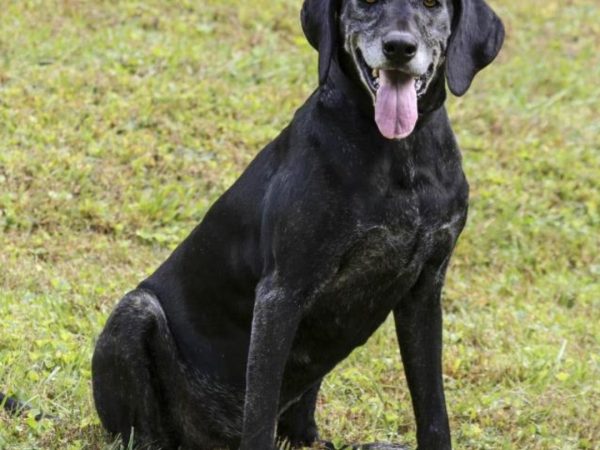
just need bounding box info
[92,0,504,449]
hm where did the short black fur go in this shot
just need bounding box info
[92,1,504,449]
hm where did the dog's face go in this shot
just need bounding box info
[301,0,505,140]
[340,0,453,139]
[340,0,453,103]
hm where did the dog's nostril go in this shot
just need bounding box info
[404,44,417,57]
[382,32,418,62]
[383,41,396,55]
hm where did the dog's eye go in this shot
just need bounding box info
[364,0,378,4]
[423,0,439,7]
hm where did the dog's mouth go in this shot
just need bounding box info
[355,49,430,97]
[354,49,434,140]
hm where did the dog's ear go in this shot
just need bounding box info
[301,0,340,85]
[446,0,505,96]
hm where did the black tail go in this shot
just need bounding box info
[0,392,50,421]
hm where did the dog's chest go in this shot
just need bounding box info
[285,162,467,383]
[333,224,421,287]
[288,213,459,377]
[288,226,407,368]
[320,180,465,310]
[329,189,464,288]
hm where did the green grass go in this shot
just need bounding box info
[0,0,598,448]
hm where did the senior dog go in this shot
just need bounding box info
[92,0,504,449]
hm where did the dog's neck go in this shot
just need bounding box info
[322,53,447,134]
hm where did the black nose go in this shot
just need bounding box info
[382,32,418,64]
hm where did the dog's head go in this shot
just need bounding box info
[301,0,504,139]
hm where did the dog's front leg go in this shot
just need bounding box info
[240,277,302,450]
[393,268,451,450]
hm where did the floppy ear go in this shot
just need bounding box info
[446,0,505,96]
[301,0,340,85]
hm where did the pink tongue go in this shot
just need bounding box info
[374,70,418,140]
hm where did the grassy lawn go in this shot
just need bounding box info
[0,0,598,448]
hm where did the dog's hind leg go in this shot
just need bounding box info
[92,289,179,450]
[277,380,327,448]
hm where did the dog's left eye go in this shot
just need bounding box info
[423,0,439,7]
